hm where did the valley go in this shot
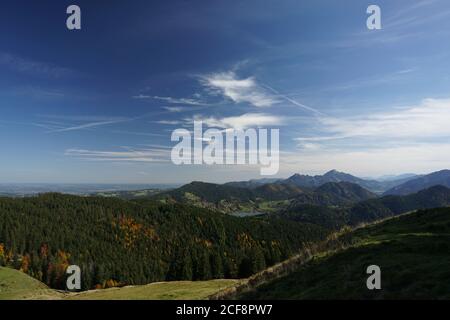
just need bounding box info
[92,169,426,214]
[0,169,449,300]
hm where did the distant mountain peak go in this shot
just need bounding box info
[323,169,353,178]
[431,169,450,175]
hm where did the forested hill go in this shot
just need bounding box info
[150,181,376,213]
[282,185,450,229]
[156,181,255,204]
[0,193,326,291]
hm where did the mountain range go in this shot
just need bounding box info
[224,169,450,196]
[1,169,450,298]
[226,170,419,194]
[383,169,450,195]
[278,170,420,194]
[99,169,450,215]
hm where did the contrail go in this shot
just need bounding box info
[262,84,326,117]
[45,112,158,133]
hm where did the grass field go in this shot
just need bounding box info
[0,267,239,300]
[68,279,240,300]
[0,267,63,300]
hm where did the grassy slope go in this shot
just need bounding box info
[68,279,239,300]
[241,208,450,300]
[0,267,62,300]
[0,267,238,300]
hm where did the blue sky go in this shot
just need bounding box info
[1,0,450,184]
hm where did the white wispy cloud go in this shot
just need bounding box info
[35,115,144,133]
[335,0,450,49]
[187,112,285,129]
[163,106,184,112]
[106,130,165,137]
[297,98,450,142]
[316,69,415,93]
[65,146,170,163]
[296,142,322,151]
[0,52,73,78]
[156,120,181,125]
[51,119,129,133]
[10,86,66,99]
[280,143,450,177]
[132,94,152,99]
[288,97,450,175]
[133,94,206,106]
[383,0,449,30]
[201,71,278,107]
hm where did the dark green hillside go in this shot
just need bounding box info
[154,181,257,212]
[252,183,306,201]
[315,182,376,203]
[281,186,450,230]
[288,192,342,208]
[0,193,326,291]
[166,181,308,203]
[157,181,255,203]
[224,178,281,189]
[241,207,450,300]
[283,182,375,210]
[154,181,306,213]
[113,181,375,214]
[279,205,346,230]
[348,185,450,225]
